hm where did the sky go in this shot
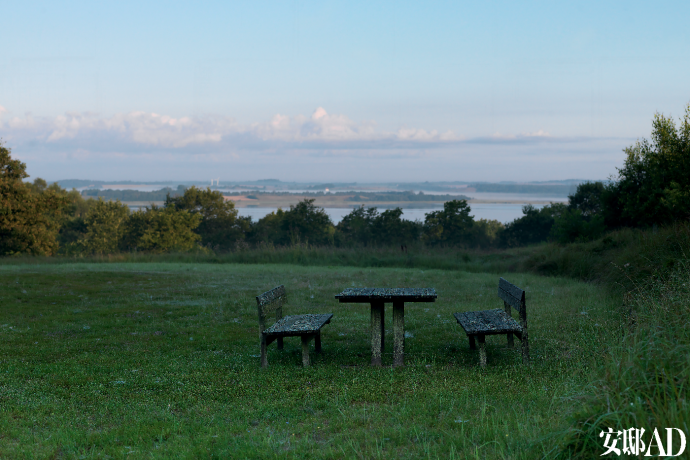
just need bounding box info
[1,0,689,183]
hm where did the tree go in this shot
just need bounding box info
[55,188,99,250]
[468,218,504,248]
[422,200,474,246]
[550,209,605,244]
[500,203,566,247]
[122,205,201,253]
[248,209,286,246]
[336,206,379,246]
[78,199,130,255]
[280,199,334,246]
[607,103,690,227]
[165,186,248,251]
[546,181,607,244]
[568,182,605,218]
[0,143,67,255]
[336,206,422,247]
[370,207,421,246]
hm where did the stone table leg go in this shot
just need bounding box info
[370,302,384,366]
[380,302,385,354]
[469,335,476,350]
[301,335,311,367]
[393,301,405,367]
[315,331,322,353]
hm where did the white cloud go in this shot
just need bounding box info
[521,129,549,137]
[1,107,466,150]
[31,111,237,148]
[396,127,460,141]
[491,129,549,140]
[0,107,581,164]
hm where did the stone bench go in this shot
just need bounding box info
[257,285,333,367]
[453,278,529,367]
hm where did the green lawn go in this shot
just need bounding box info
[0,262,619,459]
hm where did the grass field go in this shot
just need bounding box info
[0,262,621,459]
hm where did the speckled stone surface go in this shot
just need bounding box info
[263,313,333,337]
[256,285,287,310]
[454,309,522,335]
[335,288,437,303]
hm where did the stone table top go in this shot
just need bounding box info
[335,288,437,303]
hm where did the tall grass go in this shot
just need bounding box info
[0,243,538,275]
[5,222,689,293]
[553,257,690,458]
[522,222,690,291]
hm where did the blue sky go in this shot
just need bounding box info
[1,0,688,182]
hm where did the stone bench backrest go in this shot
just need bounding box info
[256,285,287,332]
[497,277,527,326]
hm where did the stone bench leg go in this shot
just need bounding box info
[505,301,514,348]
[478,335,487,368]
[260,334,269,368]
[521,332,529,365]
[393,301,404,367]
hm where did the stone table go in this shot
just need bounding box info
[335,288,437,366]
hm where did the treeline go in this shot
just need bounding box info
[1,104,689,256]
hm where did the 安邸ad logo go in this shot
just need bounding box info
[600,427,687,456]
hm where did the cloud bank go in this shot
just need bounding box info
[1,107,462,153]
[0,106,629,182]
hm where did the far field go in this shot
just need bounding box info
[0,262,618,459]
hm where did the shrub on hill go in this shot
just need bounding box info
[604,104,690,228]
[0,144,67,255]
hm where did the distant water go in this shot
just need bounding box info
[238,202,555,225]
[88,185,568,203]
